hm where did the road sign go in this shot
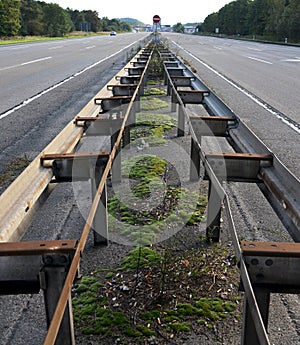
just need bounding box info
[153,15,161,24]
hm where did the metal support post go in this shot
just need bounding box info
[123,125,131,149]
[241,286,270,345]
[135,91,141,113]
[91,161,108,245]
[177,104,185,137]
[41,254,75,345]
[190,137,201,181]
[111,131,121,183]
[171,88,177,112]
[206,178,222,242]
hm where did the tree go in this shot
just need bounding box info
[82,10,101,32]
[173,22,185,33]
[201,13,218,33]
[120,21,132,32]
[42,3,72,36]
[0,0,21,36]
[20,0,43,35]
[265,0,285,39]
[246,0,272,35]
[280,0,300,41]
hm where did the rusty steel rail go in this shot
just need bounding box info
[42,48,152,344]
[0,43,152,344]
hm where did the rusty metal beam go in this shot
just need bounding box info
[0,240,77,256]
[241,241,300,258]
[43,48,152,345]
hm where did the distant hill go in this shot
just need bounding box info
[184,22,201,26]
[120,18,145,26]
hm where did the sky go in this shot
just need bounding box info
[43,0,233,25]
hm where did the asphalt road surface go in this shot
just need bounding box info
[0,33,149,115]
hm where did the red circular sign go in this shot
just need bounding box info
[153,15,161,24]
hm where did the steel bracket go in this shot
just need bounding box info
[171,75,195,88]
[115,75,141,84]
[0,240,77,345]
[175,90,210,105]
[205,153,273,182]
[130,61,146,68]
[240,241,300,345]
[41,153,110,244]
[94,96,132,112]
[41,152,110,182]
[190,115,237,138]
[125,66,145,75]
[107,84,137,96]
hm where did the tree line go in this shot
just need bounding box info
[198,0,300,42]
[0,0,132,37]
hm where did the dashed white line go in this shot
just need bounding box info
[246,56,273,64]
[21,56,52,66]
[85,45,96,50]
[49,46,63,50]
[247,47,262,51]
[0,40,140,120]
[0,56,52,71]
[282,58,300,62]
[171,41,300,135]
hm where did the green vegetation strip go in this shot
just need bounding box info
[72,246,240,342]
[108,154,207,246]
[0,156,31,190]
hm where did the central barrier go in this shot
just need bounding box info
[0,38,299,345]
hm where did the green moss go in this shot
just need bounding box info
[143,88,167,96]
[124,327,142,337]
[136,112,176,130]
[0,155,31,189]
[105,272,114,279]
[121,247,162,270]
[141,97,168,111]
[170,322,191,332]
[136,325,155,336]
[141,309,161,321]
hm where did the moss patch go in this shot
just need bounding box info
[140,97,169,111]
[72,244,241,343]
[108,154,207,245]
[0,155,31,192]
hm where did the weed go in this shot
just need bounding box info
[140,97,168,111]
[0,155,31,191]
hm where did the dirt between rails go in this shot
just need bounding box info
[71,83,244,345]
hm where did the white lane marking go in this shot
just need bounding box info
[21,56,52,66]
[246,56,273,64]
[0,40,140,120]
[85,45,96,50]
[171,41,300,135]
[282,58,300,62]
[214,46,223,50]
[0,56,52,71]
[247,47,262,51]
[49,46,63,50]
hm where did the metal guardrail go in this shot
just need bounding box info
[0,40,299,344]
[162,45,300,345]
[0,44,152,344]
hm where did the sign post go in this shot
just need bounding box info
[152,15,161,43]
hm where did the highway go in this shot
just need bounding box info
[0,33,149,174]
[0,33,299,344]
[1,32,298,177]
[162,33,300,179]
[0,33,149,115]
